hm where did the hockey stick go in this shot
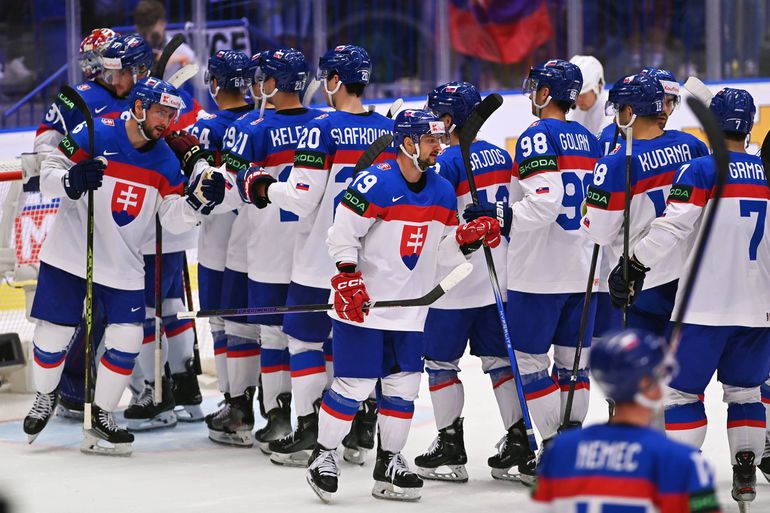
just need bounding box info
[459,92,537,453]
[561,125,621,430]
[301,78,321,107]
[151,34,185,79]
[178,262,472,319]
[153,216,163,404]
[621,127,633,328]
[387,98,404,118]
[168,63,199,88]
[61,85,99,430]
[684,77,714,106]
[668,97,730,353]
[352,133,394,177]
[181,251,202,375]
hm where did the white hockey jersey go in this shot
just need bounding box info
[327,160,465,331]
[39,118,201,290]
[634,152,770,327]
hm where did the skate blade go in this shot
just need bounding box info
[762,469,770,484]
[257,441,272,455]
[490,466,533,486]
[174,404,204,422]
[306,471,333,503]
[342,446,368,466]
[270,449,312,467]
[126,411,178,432]
[371,481,421,502]
[416,464,468,483]
[56,405,84,421]
[26,432,40,444]
[208,429,254,447]
[80,430,132,456]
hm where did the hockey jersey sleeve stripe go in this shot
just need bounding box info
[36,124,57,137]
[667,184,710,207]
[455,169,512,196]
[557,155,598,172]
[533,475,687,505]
[634,170,675,194]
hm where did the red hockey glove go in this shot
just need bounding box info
[331,270,370,323]
[455,216,501,249]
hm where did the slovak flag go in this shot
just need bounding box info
[111,182,146,226]
[296,182,310,191]
[536,186,550,194]
[400,224,428,270]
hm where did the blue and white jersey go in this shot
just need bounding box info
[634,152,770,327]
[189,105,252,271]
[599,122,622,157]
[582,130,709,289]
[225,107,323,284]
[38,118,199,290]
[327,159,463,331]
[508,118,601,293]
[433,141,512,309]
[269,110,396,289]
[532,424,721,513]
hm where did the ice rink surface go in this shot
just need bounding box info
[1,355,768,513]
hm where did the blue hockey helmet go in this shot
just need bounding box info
[100,34,153,84]
[709,87,756,135]
[427,81,481,132]
[393,109,447,147]
[606,74,665,118]
[257,48,309,92]
[205,50,252,91]
[590,329,673,405]
[523,59,583,106]
[318,44,372,85]
[640,66,681,107]
[128,76,182,118]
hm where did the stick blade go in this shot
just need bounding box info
[459,93,504,148]
[438,262,473,293]
[684,77,714,106]
[168,63,199,88]
[151,33,186,79]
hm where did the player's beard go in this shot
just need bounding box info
[417,150,439,170]
[142,122,167,140]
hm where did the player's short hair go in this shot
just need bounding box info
[552,99,573,113]
[343,82,366,97]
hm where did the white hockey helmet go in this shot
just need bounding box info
[570,55,604,95]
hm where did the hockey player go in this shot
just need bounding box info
[582,73,708,336]
[234,48,323,452]
[22,77,225,455]
[615,88,769,510]
[567,55,612,137]
[463,59,601,481]
[239,44,395,465]
[413,81,520,483]
[532,329,722,513]
[305,109,500,502]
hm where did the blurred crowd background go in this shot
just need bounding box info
[0,0,768,129]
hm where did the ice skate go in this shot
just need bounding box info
[171,363,204,422]
[123,378,177,431]
[759,437,770,483]
[732,451,756,512]
[23,390,58,443]
[306,445,340,503]
[81,405,134,456]
[342,397,377,465]
[269,410,318,467]
[56,395,84,421]
[372,446,423,501]
[205,393,230,426]
[488,420,535,482]
[254,392,292,454]
[414,417,468,482]
[208,387,255,447]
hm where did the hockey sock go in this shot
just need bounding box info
[212,329,228,393]
[554,366,590,424]
[489,366,521,430]
[426,368,464,430]
[378,395,415,453]
[727,402,766,464]
[323,338,334,389]
[318,388,361,449]
[521,370,561,440]
[260,325,291,411]
[289,337,327,416]
[226,333,260,397]
[136,317,168,382]
[32,322,76,394]
[163,315,194,374]
[665,401,708,448]
[95,324,142,411]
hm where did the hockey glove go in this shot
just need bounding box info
[331,268,370,323]
[456,216,502,252]
[608,256,650,309]
[62,157,106,200]
[237,165,276,208]
[186,170,225,215]
[165,131,213,177]
[463,201,512,237]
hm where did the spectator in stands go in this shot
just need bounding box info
[133,0,196,80]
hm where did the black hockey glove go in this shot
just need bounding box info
[62,157,106,200]
[608,256,650,309]
[165,131,214,177]
[186,170,225,215]
[462,201,512,238]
